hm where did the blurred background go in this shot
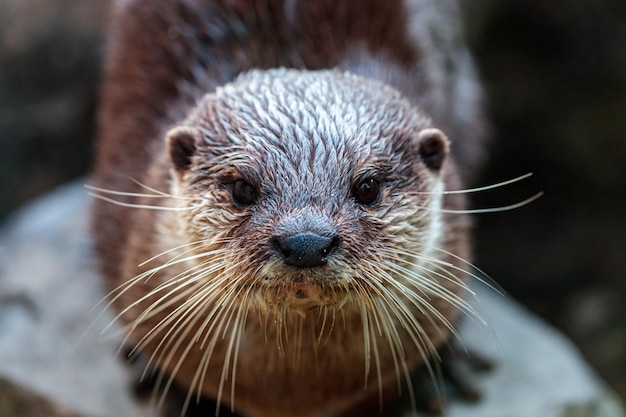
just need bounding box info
[1,0,624,402]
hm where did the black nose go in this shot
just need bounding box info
[271,232,339,268]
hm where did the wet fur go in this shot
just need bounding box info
[92,1,485,416]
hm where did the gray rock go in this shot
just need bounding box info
[0,181,153,417]
[0,376,87,417]
[0,182,623,417]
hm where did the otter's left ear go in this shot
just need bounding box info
[417,128,450,172]
[166,126,200,173]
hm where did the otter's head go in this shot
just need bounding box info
[166,69,452,315]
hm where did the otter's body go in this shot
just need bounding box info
[92,1,485,416]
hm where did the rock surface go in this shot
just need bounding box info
[0,182,152,417]
[0,377,87,417]
[0,182,624,417]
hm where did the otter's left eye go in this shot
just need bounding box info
[232,179,257,206]
[353,178,380,205]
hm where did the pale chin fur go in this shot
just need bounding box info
[420,177,446,267]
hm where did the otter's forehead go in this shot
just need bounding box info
[217,68,428,143]
[189,69,433,202]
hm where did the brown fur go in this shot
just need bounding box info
[92,1,484,416]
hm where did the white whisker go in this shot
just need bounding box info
[436,191,544,214]
[415,172,535,195]
[424,247,504,295]
[88,192,199,211]
[138,240,207,267]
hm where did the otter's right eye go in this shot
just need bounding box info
[231,179,257,206]
[352,177,380,206]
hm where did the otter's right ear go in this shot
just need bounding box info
[416,128,450,172]
[167,127,200,173]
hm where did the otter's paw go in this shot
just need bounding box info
[119,346,239,417]
[413,344,494,415]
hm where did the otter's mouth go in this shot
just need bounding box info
[251,271,352,314]
[264,283,336,310]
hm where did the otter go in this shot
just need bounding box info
[91,1,487,416]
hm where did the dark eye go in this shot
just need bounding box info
[352,178,380,205]
[231,179,257,206]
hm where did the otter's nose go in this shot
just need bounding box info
[271,232,339,268]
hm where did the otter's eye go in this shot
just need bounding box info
[231,180,257,206]
[353,178,380,205]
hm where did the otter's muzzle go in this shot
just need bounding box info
[271,232,339,268]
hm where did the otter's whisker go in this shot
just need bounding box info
[372,295,407,388]
[390,261,477,312]
[385,262,478,337]
[103,254,218,336]
[184,292,236,408]
[121,277,208,360]
[432,191,544,214]
[85,183,189,200]
[155,298,217,409]
[188,285,244,413]
[129,178,192,200]
[359,277,423,412]
[360,288,385,404]
[388,250,475,295]
[372,296,418,410]
[88,192,199,212]
[193,279,256,411]
[126,276,212,358]
[86,250,205,343]
[117,255,225,349]
[100,245,217,324]
[363,266,445,357]
[195,261,260,349]
[221,290,252,413]
[149,265,243,408]
[378,281,440,357]
[190,267,256,399]
[426,246,504,294]
[414,172,535,195]
[183,288,243,415]
[363,268,446,411]
[138,240,207,267]
[351,281,375,388]
[356,277,419,405]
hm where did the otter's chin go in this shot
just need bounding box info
[262,284,337,314]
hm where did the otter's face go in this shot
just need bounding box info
[166,69,451,313]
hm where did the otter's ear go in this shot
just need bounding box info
[417,128,450,172]
[167,127,200,173]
